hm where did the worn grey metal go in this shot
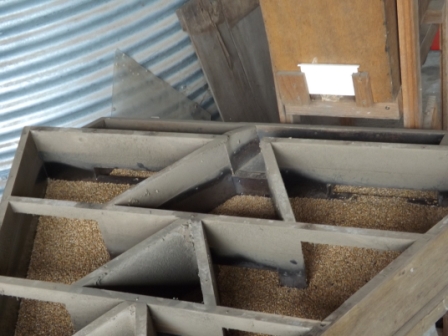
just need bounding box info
[0,0,217,198]
[1,119,448,334]
[112,50,210,120]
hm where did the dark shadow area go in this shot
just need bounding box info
[92,283,203,304]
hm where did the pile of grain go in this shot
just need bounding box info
[218,244,399,322]
[211,195,277,219]
[211,191,436,336]
[15,180,132,336]
[44,179,131,203]
[110,168,156,178]
[332,185,438,199]
[213,193,448,233]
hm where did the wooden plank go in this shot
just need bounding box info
[398,0,423,128]
[352,72,374,107]
[220,3,279,122]
[394,283,448,335]
[420,0,432,20]
[93,118,447,144]
[100,118,247,134]
[106,138,231,207]
[423,95,442,129]
[8,197,419,252]
[276,71,310,106]
[285,100,400,119]
[260,0,401,103]
[423,0,446,24]
[259,140,296,221]
[0,276,319,336]
[271,138,448,190]
[73,302,157,336]
[308,216,448,335]
[191,221,221,307]
[421,24,439,64]
[443,0,448,129]
[31,127,214,171]
[177,1,278,123]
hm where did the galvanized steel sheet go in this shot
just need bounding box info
[0,0,216,197]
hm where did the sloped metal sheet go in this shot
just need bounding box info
[112,50,210,120]
[0,0,217,198]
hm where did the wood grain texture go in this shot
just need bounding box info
[398,0,423,128]
[420,24,439,64]
[285,101,400,119]
[352,72,374,107]
[260,0,401,104]
[420,0,432,19]
[422,0,446,24]
[394,283,448,335]
[423,95,441,129]
[177,0,279,123]
[276,72,310,106]
[443,0,448,129]
[309,217,448,335]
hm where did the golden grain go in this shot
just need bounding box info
[109,168,156,178]
[15,180,132,336]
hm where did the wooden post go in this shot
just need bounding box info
[275,71,310,124]
[352,72,374,107]
[276,71,310,106]
[397,0,423,128]
[442,0,448,129]
[423,95,442,129]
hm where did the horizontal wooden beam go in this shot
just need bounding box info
[352,72,374,107]
[92,118,447,145]
[0,276,319,336]
[285,101,400,119]
[31,127,215,171]
[8,197,420,253]
[395,283,448,335]
[8,197,177,258]
[271,138,448,190]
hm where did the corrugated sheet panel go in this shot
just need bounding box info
[0,0,217,198]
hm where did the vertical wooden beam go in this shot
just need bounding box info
[276,71,310,106]
[442,0,448,129]
[397,0,423,128]
[177,0,279,123]
[191,222,220,307]
[259,140,296,222]
[275,71,309,124]
[352,72,374,107]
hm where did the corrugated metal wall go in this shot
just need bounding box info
[0,0,217,198]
